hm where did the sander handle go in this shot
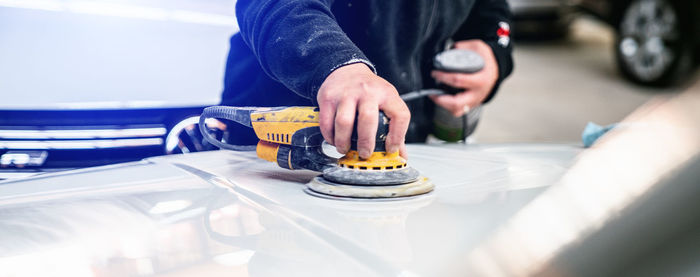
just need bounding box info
[349,111,390,152]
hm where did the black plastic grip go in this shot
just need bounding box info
[349,111,390,152]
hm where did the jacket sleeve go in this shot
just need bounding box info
[453,0,514,103]
[235,0,375,103]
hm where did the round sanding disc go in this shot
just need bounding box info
[322,166,420,185]
[306,176,434,199]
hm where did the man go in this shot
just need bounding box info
[222,0,513,159]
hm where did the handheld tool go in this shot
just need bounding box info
[199,106,433,200]
[431,49,485,142]
[399,49,484,101]
[401,48,485,142]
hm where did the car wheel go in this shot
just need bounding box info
[615,0,693,86]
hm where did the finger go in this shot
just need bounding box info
[447,93,473,117]
[431,70,480,90]
[333,98,357,154]
[356,100,378,159]
[380,97,410,155]
[317,97,335,145]
[430,91,479,117]
[399,143,408,159]
[429,94,461,115]
[453,40,479,50]
[454,91,481,111]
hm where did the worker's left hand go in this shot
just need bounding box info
[429,39,499,117]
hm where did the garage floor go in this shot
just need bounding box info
[472,17,693,144]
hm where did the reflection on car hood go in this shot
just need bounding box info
[0,144,580,277]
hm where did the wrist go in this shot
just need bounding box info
[329,62,375,76]
[318,61,376,104]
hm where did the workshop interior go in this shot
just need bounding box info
[0,0,699,276]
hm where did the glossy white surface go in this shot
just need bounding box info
[0,144,581,276]
[0,0,235,110]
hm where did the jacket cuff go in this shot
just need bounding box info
[330,58,377,75]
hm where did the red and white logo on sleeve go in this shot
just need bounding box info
[497,22,510,47]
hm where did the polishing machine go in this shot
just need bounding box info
[199,106,433,200]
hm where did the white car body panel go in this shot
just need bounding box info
[0,0,236,110]
[0,144,580,276]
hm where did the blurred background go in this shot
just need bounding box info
[0,0,698,180]
[475,0,699,142]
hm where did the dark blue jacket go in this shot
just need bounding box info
[222,0,513,144]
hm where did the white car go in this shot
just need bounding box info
[0,143,582,276]
[0,0,235,179]
[1,86,698,277]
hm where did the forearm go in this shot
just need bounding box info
[235,0,375,102]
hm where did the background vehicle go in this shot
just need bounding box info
[508,0,580,38]
[0,0,236,180]
[579,0,700,86]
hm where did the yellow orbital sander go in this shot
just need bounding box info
[199,106,434,200]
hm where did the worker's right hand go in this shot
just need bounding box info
[317,63,410,159]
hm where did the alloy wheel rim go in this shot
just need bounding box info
[619,0,678,81]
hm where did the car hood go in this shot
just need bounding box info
[0,144,581,276]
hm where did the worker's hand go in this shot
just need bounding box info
[317,63,410,159]
[429,39,499,117]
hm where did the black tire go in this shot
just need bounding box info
[614,0,694,87]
